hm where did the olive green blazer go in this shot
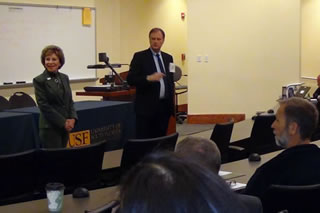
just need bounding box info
[33,70,78,129]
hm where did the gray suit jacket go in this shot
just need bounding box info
[33,70,78,129]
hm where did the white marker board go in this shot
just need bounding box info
[0,4,96,85]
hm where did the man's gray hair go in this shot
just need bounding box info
[175,136,221,174]
[279,97,318,140]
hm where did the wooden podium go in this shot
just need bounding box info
[76,88,136,101]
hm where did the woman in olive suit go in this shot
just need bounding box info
[33,45,78,148]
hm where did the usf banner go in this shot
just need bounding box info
[68,130,91,148]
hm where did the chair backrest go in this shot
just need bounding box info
[173,65,182,82]
[0,149,36,204]
[36,142,106,191]
[120,132,179,173]
[210,120,234,163]
[0,96,10,111]
[249,114,280,154]
[9,92,37,109]
[262,184,320,213]
[85,200,120,213]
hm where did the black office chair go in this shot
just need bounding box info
[121,132,179,174]
[9,92,37,109]
[173,66,188,124]
[248,114,281,155]
[0,149,36,205]
[262,184,320,213]
[0,96,10,111]
[85,200,120,213]
[210,120,247,163]
[36,142,106,194]
[101,133,179,187]
[232,114,281,156]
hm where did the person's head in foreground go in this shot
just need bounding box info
[272,97,318,148]
[175,136,221,174]
[118,151,246,213]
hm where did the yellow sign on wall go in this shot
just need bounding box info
[68,130,91,148]
[82,8,92,26]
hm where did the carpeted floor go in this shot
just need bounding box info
[176,121,214,136]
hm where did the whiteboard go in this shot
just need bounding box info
[0,4,96,84]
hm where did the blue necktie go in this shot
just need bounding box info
[156,54,169,98]
[156,54,166,74]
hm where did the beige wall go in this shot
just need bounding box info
[95,0,121,80]
[95,0,188,103]
[119,0,188,104]
[301,0,320,80]
[187,0,301,117]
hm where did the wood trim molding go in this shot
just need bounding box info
[187,114,245,124]
[177,104,188,113]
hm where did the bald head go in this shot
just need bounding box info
[175,136,221,174]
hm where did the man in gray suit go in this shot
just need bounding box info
[33,45,78,148]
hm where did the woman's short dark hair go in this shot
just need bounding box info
[118,151,246,213]
[40,45,65,69]
[149,28,165,39]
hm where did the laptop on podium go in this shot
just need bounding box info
[295,86,311,98]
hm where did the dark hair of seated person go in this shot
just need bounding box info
[118,151,247,213]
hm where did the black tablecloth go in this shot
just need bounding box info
[0,112,39,155]
[5,101,135,152]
